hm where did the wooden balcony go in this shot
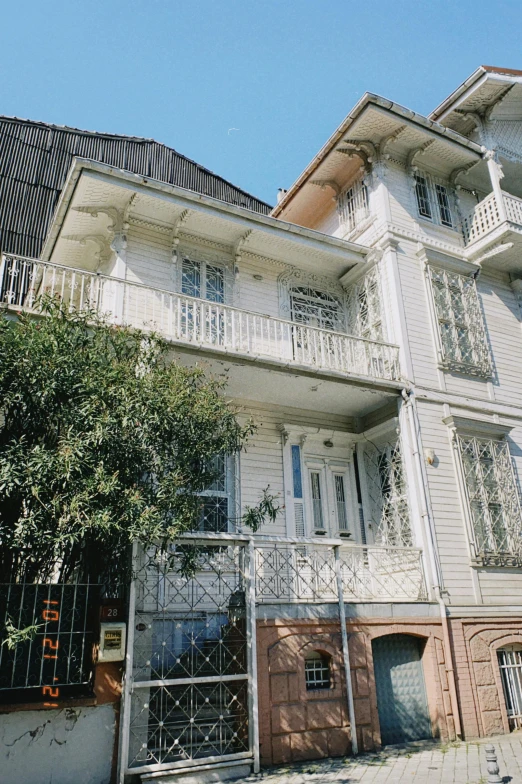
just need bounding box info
[462,191,522,271]
[0,255,401,386]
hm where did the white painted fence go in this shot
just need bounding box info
[0,255,400,383]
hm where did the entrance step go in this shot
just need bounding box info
[140,759,252,784]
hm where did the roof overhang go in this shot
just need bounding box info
[430,66,522,135]
[272,93,482,226]
[41,158,371,278]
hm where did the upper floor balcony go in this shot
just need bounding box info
[462,190,522,272]
[0,255,401,386]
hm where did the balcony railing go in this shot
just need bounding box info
[0,255,401,383]
[462,190,522,245]
[255,540,427,603]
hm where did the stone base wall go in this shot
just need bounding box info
[450,618,522,739]
[257,615,452,766]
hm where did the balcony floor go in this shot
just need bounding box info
[172,344,402,418]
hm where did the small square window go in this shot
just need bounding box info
[304,651,331,690]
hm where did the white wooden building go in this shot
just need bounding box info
[1,65,522,783]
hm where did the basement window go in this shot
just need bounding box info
[304,651,332,690]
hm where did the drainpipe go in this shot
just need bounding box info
[401,388,463,739]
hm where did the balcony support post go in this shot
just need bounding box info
[334,545,358,755]
[485,150,507,223]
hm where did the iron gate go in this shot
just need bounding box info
[119,537,258,779]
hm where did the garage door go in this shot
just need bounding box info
[372,634,432,745]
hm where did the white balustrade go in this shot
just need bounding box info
[255,541,427,603]
[0,255,401,383]
[462,190,522,245]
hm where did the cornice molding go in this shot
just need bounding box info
[128,215,173,235]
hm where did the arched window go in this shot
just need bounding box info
[304,650,332,690]
[290,287,344,332]
[498,644,522,730]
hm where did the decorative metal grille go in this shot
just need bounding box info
[290,286,345,332]
[457,435,522,566]
[363,438,413,548]
[337,177,369,234]
[0,583,99,703]
[123,542,251,774]
[428,265,491,377]
[498,646,522,730]
[346,266,385,343]
[414,172,454,228]
[415,173,432,219]
[304,652,331,690]
[254,542,426,603]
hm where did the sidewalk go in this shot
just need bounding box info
[246,734,522,784]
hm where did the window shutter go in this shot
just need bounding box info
[291,445,306,536]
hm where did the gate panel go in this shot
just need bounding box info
[121,541,253,776]
[372,634,432,745]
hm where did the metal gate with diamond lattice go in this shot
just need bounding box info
[118,536,258,780]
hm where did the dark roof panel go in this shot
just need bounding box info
[0,116,271,257]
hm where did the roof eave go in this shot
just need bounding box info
[41,157,370,266]
[272,94,483,218]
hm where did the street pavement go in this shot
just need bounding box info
[243,734,522,784]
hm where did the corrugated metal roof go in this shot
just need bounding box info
[0,116,271,258]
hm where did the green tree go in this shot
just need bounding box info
[0,299,276,586]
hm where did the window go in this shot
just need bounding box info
[414,172,454,228]
[363,437,413,547]
[304,651,331,690]
[334,475,349,531]
[428,265,491,376]
[457,435,522,565]
[290,287,344,332]
[181,258,225,303]
[197,454,234,533]
[498,646,522,730]
[310,471,324,530]
[337,177,369,233]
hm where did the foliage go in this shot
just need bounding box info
[0,298,277,585]
[2,616,42,649]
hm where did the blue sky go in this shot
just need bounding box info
[2,1,521,206]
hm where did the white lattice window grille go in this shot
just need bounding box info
[278,268,346,327]
[290,286,345,332]
[498,646,522,730]
[414,172,455,228]
[456,435,522,566]
[197,454,236,533]
[427,265,492,377]
[181,257,225,303]
[309,471,325,530]
[304,651,332,690]
[337,177,369,233]
[346,266,385,342]
[363,437,413,547]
